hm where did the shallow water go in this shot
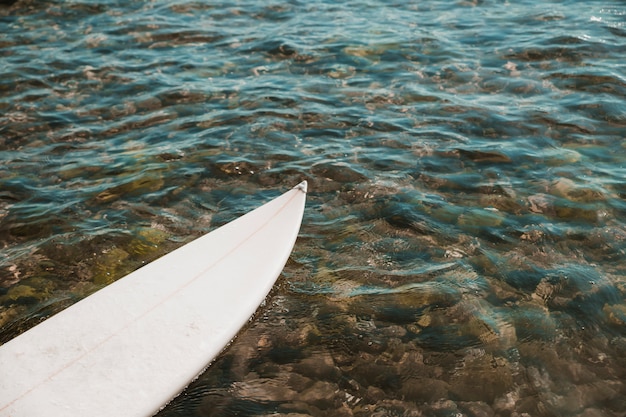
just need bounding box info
[1,0,625,415]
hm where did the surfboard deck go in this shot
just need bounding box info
[0,181,307,417]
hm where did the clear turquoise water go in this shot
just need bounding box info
[1,0,625,415]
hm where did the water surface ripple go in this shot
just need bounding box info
[1,0,625,416]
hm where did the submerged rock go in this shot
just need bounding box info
[399,377,449,403]
[602,303,626,327]
[293,351,341,381]
[2,276,57,304]
[449,353,514,403]
[92,247,130,285]
[311,163,368,184]
[550,178,606,203]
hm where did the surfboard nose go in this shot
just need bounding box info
[294,181,308,193]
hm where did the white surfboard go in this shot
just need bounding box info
[0,181,307,417]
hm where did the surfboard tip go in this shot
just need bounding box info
[294,181,308,193]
